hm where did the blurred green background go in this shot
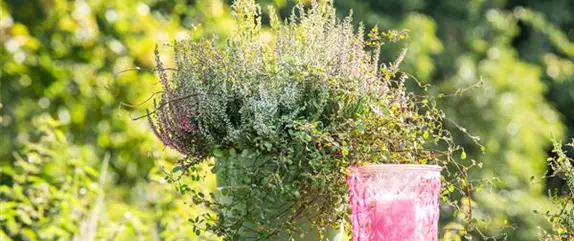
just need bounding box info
[1,0,573,240]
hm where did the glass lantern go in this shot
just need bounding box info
[347,164,442,241]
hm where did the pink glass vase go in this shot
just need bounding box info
[347,164,442,241]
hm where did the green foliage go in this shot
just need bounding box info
[150,0,473,239]
[0,0,231,183]
[0,117,101,240]
[0,0,232,240]
[538,140,574,240]
[0,116,219,241]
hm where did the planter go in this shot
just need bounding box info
[347,164,442,241]
[214,153,344,241]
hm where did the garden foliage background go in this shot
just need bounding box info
[1,0,573,240]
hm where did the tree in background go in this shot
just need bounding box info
[0,0,232,240]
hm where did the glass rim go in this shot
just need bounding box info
[354,164,442,173]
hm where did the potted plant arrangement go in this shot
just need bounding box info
[146,0,470,240]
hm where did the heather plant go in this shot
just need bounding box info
[147,0,475,239]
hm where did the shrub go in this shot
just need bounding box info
[0,116,101,240]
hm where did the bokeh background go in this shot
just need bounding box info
[1,0,573,240]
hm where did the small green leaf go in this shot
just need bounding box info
[356,123,364,132]
[213,149,224,157]
[461,150,467,160]
[293,190,300,197]
[341,147,349,156]
[228,148,237,157]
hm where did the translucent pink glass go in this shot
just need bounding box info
[347,164,442,241]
